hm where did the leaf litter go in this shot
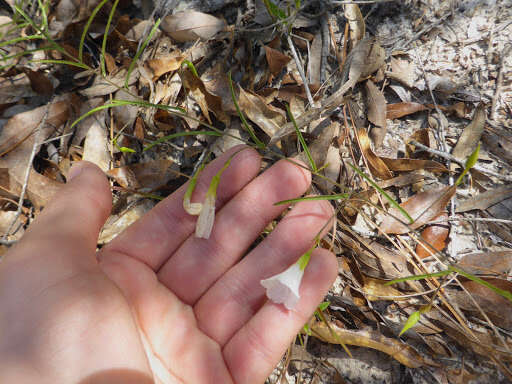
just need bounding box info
[1,0,512,383]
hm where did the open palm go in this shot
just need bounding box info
[0,145,336,384]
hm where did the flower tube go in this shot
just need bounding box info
[261,246,314,310]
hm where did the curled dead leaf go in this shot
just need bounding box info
[357,128,393,180]
[161,11,226,42]
[308,319,431,368]
[238,87,285,137]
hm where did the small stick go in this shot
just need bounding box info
[410,140,512,182]
[286,33,316,108]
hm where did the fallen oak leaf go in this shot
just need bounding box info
[380,186,456,234]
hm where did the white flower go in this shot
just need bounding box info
[261,262,304,310]
[195,192,215,239]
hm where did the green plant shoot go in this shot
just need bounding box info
[183,163,206,215]
[455,142,480,186]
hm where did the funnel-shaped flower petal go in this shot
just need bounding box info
[195,192,215,238]
[261,263,304,310]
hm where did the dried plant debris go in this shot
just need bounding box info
[1,0,512,383]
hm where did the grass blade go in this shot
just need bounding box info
[286,104,317,172]
[125,18,161,88]
[31,59,91,70]
[275,193,349,206]
[385,270,452,285]
[79,0,110,63]
[100,0,119,76]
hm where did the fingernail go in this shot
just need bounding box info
[67,162,86,182]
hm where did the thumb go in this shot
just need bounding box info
[16,161,112,269]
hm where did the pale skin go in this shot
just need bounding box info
[0,145,337,384]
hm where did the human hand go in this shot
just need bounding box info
[0,145,337,384]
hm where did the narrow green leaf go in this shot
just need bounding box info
[36,0,49,33]
[399,311,421,336]
[274,193,349,206]
[100,0,119,77]
[0,34,44,48]
[449,265,512,303]
[183,162,206,215]
[31,59,91,70]
[125,18,161,88]
[80,0,109,63]
[227,71,266,149]
[286,104,317,172]
[317,301,330,312]
[455,142,480,186]
[348,162,414,224]
[182,60,199,78]
[385,270,452,286]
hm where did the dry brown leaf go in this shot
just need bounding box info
[405,128,432,158]
[145,54,184,80]
[386,102,428,119]
[357,128,393,180]
[23,68,54,95]
[264,45,291,77]
[181,67,229,125]
[0,210,25,240]
[365,80,387,147]
[387,56,416,88]
[457,185,512,212]
[320,145,341,193]
[80,69,139,97]
[107,159,179,191]
[201,63,237,115]
[161,11,226,42]
[339,232,410,280]
[457,278,512,331]
[238,87,285,137]
[0,101,69,208]
[362,277,404,301]
[452,103,486,161]
[457,251,512,277]
[380,157,448,173]
[0,74,37,105]
[416,212,449,258]
[308,319,430,368]
[380,186,456,234]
